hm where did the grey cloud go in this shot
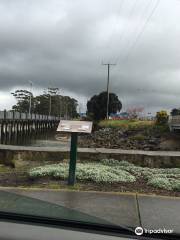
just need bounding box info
[0,0,180,113]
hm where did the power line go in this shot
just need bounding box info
[122,0,160,63]
[107,0,124,44]
[112,0,139,63]
[103,0,138,63]
[103,0,125,63]
[116,0,153,62]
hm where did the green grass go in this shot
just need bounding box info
[29,159,180,191]
[129,134,146,141]
[0,164,12,173]
[98,119,154,130]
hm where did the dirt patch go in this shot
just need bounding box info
[159,133,180,150]
[0,171,179,197]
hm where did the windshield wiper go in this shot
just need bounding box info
[0,210,135,237]
[1,211,180,240]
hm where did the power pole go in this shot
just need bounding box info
[49,94,51,116]
[59,95,61,119]
[65,103,68,120]
[48,87,60,117]
[102,63,116,119]
[28,81,33,115]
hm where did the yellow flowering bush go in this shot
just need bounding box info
[155,110,168,125]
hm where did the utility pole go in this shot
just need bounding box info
[48,87,52,117]
[49,94,51,116]
[28,81,33,115]
[48,87,60,117]
[102,63,116,119]
[59,95,61,119]
[65,103,68,120]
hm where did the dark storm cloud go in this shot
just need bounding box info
[0,0,180,111]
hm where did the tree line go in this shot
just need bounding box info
[11,87,123,121]
[11,88,78,118]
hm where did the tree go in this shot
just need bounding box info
[43,87,60,116]
[171,108,180,116]
[87,91,122,121]
[34,94,49,115]
[11,88,78,118]
[33,94,78,117]
[60,96,78,119]
[11,89,34,113]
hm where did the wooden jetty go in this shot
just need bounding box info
[0,110,60,144]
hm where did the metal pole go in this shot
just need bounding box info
[59,96,61,119]
[68,132,78,185]
[65,103,68,120]
[49,94,51,116]
[29,81,33,115]
[102,63,116,120]
[106,64,110,120]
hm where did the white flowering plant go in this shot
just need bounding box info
[29,161,136,183]
[29,159,180,190]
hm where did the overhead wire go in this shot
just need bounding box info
[115,0,154,63]
[103,0,125,63]
[103,0,139,63]
[112,0,139,63]
[122,0,160,64]
[116,0,139,46]
[102,0,160,111]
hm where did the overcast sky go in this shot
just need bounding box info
[0,0,180,114]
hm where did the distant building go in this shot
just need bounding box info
[110,112,129,120]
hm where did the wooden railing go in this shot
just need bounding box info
[0,110,60,121]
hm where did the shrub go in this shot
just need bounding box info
[29,162,136,183]
[76,165,136,183]
[101,159,133,167]
[147,177,172,190]
[171,180,180,191]
[98,119,154,130]
[29,159,180,191]
[155,110,168,125]
[29,163,68,179]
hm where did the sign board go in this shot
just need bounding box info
[57,120,93,185]
[57,120,93,133]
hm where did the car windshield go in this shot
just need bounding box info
[0,0,180,238]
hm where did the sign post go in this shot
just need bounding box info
[68,132,78,185]
[57,120,93,186]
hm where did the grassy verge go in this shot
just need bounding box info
[98,119,155,130]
